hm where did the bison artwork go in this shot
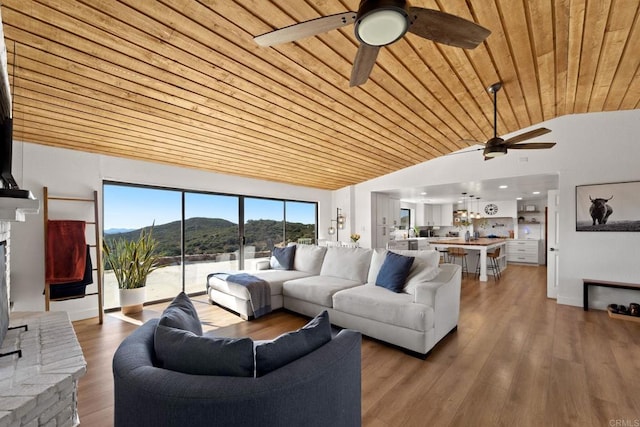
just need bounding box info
[589,196,613,225]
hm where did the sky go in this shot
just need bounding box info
[103,184,316,230]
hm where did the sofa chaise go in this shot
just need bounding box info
[207,245,461,356]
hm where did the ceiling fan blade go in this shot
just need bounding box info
[503,127,551,145]
[407,7,491,49]
[459,139,485,145]
[254,12,356,46]
[445,147,484,156]
[350,44,380,87]
[507,142,557,150]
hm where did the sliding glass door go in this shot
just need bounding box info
[285,201,317,244]
[243,198,284,270]
[103,185,182,309]
[103,182,318,307]
[184,193,240,294]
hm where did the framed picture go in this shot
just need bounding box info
[576,181,640,231]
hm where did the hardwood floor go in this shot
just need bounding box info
[72,264,640,426]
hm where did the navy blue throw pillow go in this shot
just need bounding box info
[157,292,203,336]
[376,252,415,293]
[255,310,332,376]
[270,245,296,270]
[154,325,254,377]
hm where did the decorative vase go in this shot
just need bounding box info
[119,287,146,314]
[464,230,470,242]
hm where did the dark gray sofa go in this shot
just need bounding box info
[112,319,362,427]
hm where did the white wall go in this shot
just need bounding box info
[10,109,640,317]
[330,186,353,243]
[349,109,640,309]
[10,143,332,320]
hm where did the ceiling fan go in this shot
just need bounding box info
[463,82,557,160]
[254,0,491,87]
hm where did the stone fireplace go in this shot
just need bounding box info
[0,311,86,426]
[0,199,85,426]
[0,196,39,347]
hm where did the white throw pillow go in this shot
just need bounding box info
[366,248,388,285]
[320,247,372,283]
[390,249,441,294]
[293,244,327,274]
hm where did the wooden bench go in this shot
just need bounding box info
[583,279,640,311]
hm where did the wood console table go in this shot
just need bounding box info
[582,278,640,311]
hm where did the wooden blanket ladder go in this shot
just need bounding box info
[43,186,103,324]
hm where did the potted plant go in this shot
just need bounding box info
[103,226,159,314]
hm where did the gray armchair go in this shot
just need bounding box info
[112,319,362,427]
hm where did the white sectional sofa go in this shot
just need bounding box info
[207,245,461,356]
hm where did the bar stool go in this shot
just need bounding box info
[438,249,448,264]
[475,247,502,280]
[447,247,469,277]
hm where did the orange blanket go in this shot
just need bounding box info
[46,220,87,284]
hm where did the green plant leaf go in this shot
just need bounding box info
[103,224,159,289]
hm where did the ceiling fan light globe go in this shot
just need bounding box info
[355,8,408,46]
[484,145,507,157]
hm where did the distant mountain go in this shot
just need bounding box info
[104,217,315,257]
[104,228,135,234]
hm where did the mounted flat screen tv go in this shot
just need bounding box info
[0,116,17,188]
[0,10,29,199]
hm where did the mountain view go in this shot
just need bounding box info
[104,228,135,235]
[103,217,316,260]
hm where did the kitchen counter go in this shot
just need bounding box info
[387,237,429,250]
[430,237,508,246]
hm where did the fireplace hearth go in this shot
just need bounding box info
[0,312,86,426]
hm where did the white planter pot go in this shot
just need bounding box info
[119,287,146,314]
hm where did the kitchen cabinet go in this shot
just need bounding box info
[389,198,401,228]
[372,194,408,248]
[387,238,430,250]
[374,194,389,225]
[440,203,454,226]
[372,193,393,248]
[416,238,429,250]
[506,239,541,264]
[373,194,400,227]
[375,225,389,249]
[422,203,451,226]
[387,239,408,250]
[429,204,441,226]
[421,204,432,226]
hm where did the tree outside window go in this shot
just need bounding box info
[400,208,411,230]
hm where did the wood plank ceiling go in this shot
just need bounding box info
[2,1,639,190]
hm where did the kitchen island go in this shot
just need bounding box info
[387,237,430,250]
[430,238,508,282]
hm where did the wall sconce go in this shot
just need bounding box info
[328,208,345,241]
